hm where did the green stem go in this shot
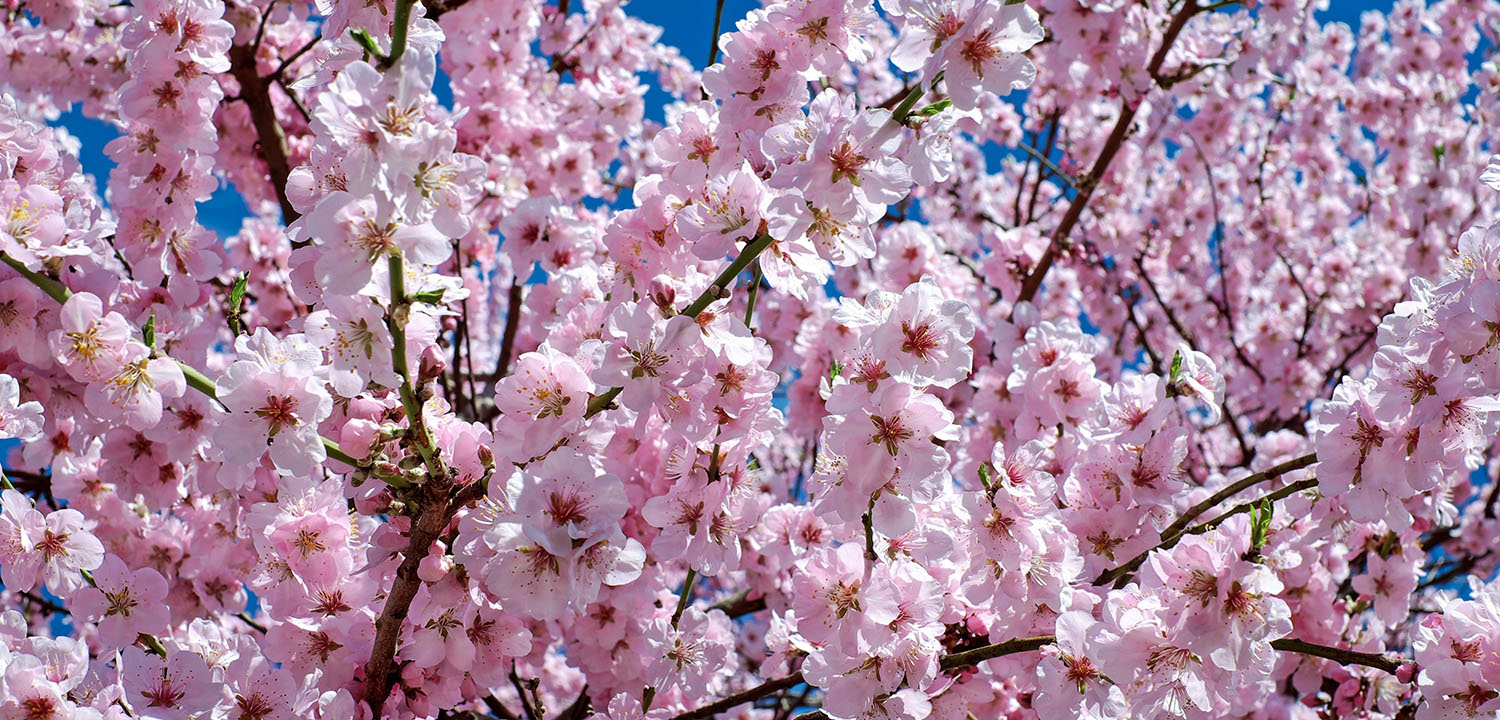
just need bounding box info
[891,71,943,125]
[671,568,697,628]
[744,263,762,326]
[0,255,71,304]
[681,233,775,319]
[177,362,223,407]
[323,437,360,467]
[138,632,168,658]
[378,0,417,71]
[387,253,437,469]
[585,235,775,421]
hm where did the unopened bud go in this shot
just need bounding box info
[649,276,676,315]
[1396,661,1417,683]
[341,419,381,459]
[418,346,446,384]
[478,444,495,469]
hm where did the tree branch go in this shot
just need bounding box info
[1095,477,1319,587]
[1158,453,1316,541]
[228,42,299,225]
[1270,638,1404,675]
[1014,0,1204,306]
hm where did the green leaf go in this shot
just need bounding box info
[412,288,447,305]
[1168,350,1184,384]
[142,314,155,351]
[978,461,996,495]
[227,271,248,337]
[350,28,383,60]
[230,271,248,307]
[1250,498,1273,551]
[828,360,845,382]
[917,98,953,117]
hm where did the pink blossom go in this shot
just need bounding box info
[71,554,171,648]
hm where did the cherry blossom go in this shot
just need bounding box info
[0,1,1496,719]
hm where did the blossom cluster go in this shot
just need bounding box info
[0,0,1498,720]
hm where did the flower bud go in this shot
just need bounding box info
[649,275,676,315]
[418,346,447,384]
[478,443,495,470]
[341,419,381,460]
[1396,662,1417,683]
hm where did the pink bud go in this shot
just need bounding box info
[649,275,676,313]
[340,419,381,459]
[478,443,494,468]
[1396,662,1416,683]
[418,345,446,383]
[417,542,448,582]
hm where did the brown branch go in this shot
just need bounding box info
[671,634,1053,720]
[496,278,524,379]
[1158,453,1316,541]
[708,589,767,619]
[1270,638,1404,675]
[363,481,459,716]
[423,0,471,18]
[1014,0,1204,306]
[228,42,299,225]
[1094,477,1319,588]
[509,666,544,720]
[271,33,321,80]
[484,695,520,720]
[939,635,1056,670]
[559,687,591,720]
[705,0,727,68]
[669,629,1403,720]
[17,590,69,615]
[670,672,807,720]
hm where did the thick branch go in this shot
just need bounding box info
[228,42,299,225]
[496,278,524,378]
[939,635,1056,670]
[363,487,454,715]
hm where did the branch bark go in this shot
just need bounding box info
[1014,0,1203,306]
[363,484,457,715]
[228,42,299,225]
[1094,477,1319,587]
[1271,638,1404,675]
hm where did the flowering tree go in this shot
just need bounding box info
[1,0,1500,718]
